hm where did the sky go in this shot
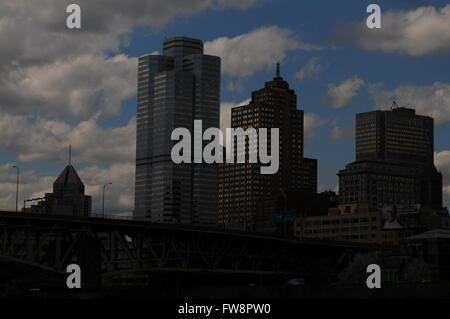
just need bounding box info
[0,0,449,214]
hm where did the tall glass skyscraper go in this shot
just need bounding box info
[134,37,221,224]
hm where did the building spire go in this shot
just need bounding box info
[276,62,280,78]
[68,144,72,166]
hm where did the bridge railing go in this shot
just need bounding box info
[89,213,138,221]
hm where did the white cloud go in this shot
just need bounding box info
[304,113,327,141]
[0,0,262,120]
[1,54,137,120]
[329,124,354,140]
[205,26,321,78]
[295,57,326,80]
[323,76,365,108]
[331,5,450,56]
[0,114,135,164]
[80,163,135,214]
[369,82,450,125]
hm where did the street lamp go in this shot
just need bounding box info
[12,165,19,212]
[102,183,112,217]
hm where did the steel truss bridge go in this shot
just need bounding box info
[0,211,381,288]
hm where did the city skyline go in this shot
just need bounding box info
[1,0,450,215]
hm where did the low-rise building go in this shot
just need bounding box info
[293,204,448,246]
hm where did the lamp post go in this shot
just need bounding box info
[102,183,112,217]
[12,165,19,212]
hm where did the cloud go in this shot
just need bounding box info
[329,123,354,140]
[205,26,321,78]
[295,57,326,80]
[0,162,134,214]
[226,79,245,92]
[0,0,260,65]
[330,5,450,56]
[368,82,450,125]
[80,163,135,214]
[0,0,263,120]
[1,54,137,120]
[323,76,365,108]
[0,114,135,164]
[304,113,327,141]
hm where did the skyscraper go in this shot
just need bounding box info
[339,105,442,210]
[356,105,434,165]
[134,37,221,224]
[218,64,317,232]
[26,164,92,217]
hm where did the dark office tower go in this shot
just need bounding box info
[339,105,442,210]
[356,106,434,164]
[218,64,317,232]
[135,37,221,224]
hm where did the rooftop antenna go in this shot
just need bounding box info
[276,62,281,78]
[391,100,399,110]
[68,144,72,166]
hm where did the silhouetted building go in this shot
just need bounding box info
[218,64,317,232]
[339,106,443,211]
[294,204,405,245]
[134,37,221,224]
[356,106,434,164]
[26,165,91,216]
[294,203,449,246]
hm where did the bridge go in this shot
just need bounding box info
[0,211,382,290]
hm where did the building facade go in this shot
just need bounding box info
[294,204,417,246]
[339,106,443,211]
[134,37,221,224]
[26,165,92,217]
[218,65,317,232]
[356,106,434,164]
